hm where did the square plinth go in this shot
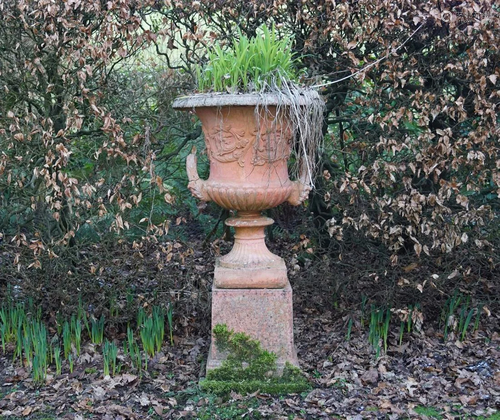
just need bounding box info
[207,282,298,373]
[214,262,288,288]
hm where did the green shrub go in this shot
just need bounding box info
[201,324,310,395]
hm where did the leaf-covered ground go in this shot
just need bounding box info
[0,311,498,419]
[0,238,498,419]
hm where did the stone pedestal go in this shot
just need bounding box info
[207,282,298,372]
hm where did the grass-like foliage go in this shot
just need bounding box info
[201,324,310,395]
[125,326,143,374]
[197,24,299,93]
[103,340,119,376]
[138,306,165,357]
[368,306,391,358]
[442,291,482,341]
[0,299,178,382]
[90,314,105,345]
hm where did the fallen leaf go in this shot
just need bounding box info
[360,368,379,385]
[405,377,418,397]
[119,373,138,385]
[71,380,83,394]
[139,392,150,407]
[459,395,470,406]
[403,262,418,272]
[93,386,106,400]
[494,371,500,386]
[379,400,403,414]
[230,390,243,400]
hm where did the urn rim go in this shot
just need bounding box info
[172,92,316,110]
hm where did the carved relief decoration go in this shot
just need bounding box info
[252,124,292,166]
[205,125,256,167]
[204,123,292,167]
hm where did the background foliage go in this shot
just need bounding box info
[0,0,498,326]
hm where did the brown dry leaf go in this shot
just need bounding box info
[393,342,409,354]
[402,262,419,272]
[230,390,244,400]
[6,391,25,401]
[71,380,83,394]
[119,373,138,385]
[79,352,93,363]
[93,386,107,401]
[139,392,150,407]
[405,377,418,397]
[372,381,389,395]
[455,370,472,387]
[379,400,403,414]
[95,404,136,418]
[468,395,478,405]
[75,398,94,412]
[21,406,32,416]
[494,371,500,386]
[360,368,379,385]
[459,395,471,406]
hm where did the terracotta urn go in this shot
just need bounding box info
[172,93,311,289]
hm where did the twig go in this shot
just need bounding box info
[311,23,425,89]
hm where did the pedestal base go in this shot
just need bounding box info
[214,259,288,288]
[207,282,298,373]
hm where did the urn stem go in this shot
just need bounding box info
[214,212,288,289]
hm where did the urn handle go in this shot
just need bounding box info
[287,164,312,206]
[186,147,211,202]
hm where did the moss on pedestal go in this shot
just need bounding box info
[200,324,310,395]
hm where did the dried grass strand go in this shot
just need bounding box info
[255,75,324,188]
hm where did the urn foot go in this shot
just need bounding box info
[215,212,287,289]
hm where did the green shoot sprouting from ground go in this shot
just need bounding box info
[53,346,62,375]
[63,321,71,359]
[0,303,26,358]
[346,317,353,342]
[91,315,105,345]
[442,291,482,341]
[71,315,82,356]
[30,320,49,383]
[396,304,421,345]
[368,306,391,358]
[138,306,165,357]
[68,354,74,373]
[103,340,118,376]
[166,303,174,347]
[125,326,143,374]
